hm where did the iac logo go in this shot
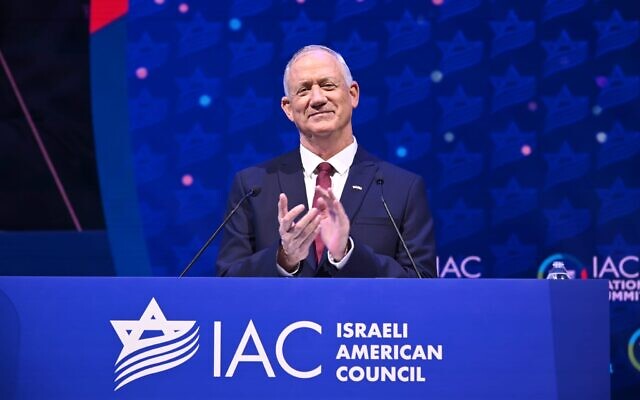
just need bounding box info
[437,256,482,278]
[110,298,200,390]
[538,253,640,301]
[592,255,639,280]
[213,320,322,379]
[593,255,640,302]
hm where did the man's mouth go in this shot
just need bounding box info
[309,111,333,118]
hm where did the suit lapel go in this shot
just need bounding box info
[277,150,308,210]
[341,148,379,221]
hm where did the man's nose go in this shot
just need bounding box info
[309,85,327,107]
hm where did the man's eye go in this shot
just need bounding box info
[297,88,309,95]
[323,83,337,89]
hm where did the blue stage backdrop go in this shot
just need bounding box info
[89,0,639,398]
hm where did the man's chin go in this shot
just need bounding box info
[303,124,337,138]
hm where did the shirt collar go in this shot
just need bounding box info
[300,137,358,178]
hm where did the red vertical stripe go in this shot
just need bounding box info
[90,0,128,33]
[580,268,588,279]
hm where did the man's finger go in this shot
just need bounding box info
[334,199,349,224]
[289,207,319,239]
[326,187,337,201]
[281,204,306,229]
[299,214,321,241]
[278,193,288,220]
[314,186,338,211]
[314,185,330,199]
[300,219,322,248]
[315,196,328,213]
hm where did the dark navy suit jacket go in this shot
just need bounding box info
[216,147,436,278]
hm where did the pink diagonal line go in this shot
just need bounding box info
[0,49,83,231]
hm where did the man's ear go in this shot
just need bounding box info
[349,81,360,108]
[281,96,294,121]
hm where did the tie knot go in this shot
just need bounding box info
[316,162,334,176]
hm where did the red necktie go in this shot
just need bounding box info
[312,162,334,262]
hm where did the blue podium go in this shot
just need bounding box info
[0,278,609,399]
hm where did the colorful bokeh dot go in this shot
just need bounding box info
[229,18,242,31]
[396,146,408,158]
[596,132,607,144]
[199,95,212,108]
[592,105,602,116]
[135,67,148,79]
[182,174,194,186]
[444,132,455,143]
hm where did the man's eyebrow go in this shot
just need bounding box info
[295,76,340,86]
[318,77,339,84]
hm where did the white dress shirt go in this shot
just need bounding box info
[300,137,358,210]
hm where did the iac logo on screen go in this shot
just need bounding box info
[110,298,200,391]
[538,252,640,302]
[437,255,483,278]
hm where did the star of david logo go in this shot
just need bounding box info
[110,298,200,390]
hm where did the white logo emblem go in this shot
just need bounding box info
[110,298,199,391]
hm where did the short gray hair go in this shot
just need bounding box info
[282,45,353,97]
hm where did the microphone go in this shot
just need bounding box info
[179,187,261,277]
[376,178,423,278]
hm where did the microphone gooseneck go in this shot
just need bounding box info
[376,179,423,278]
[179,187,261,277]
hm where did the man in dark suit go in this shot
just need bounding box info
[216,45,436,278]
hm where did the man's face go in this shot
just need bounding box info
[281,51,359,139]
